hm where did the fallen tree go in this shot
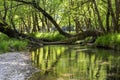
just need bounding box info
[0,21,103,46]
[0,22,43,46]
[12,0,73,38]
[42,30,102,45]
[0,0,103,46]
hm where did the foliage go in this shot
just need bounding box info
[0,33,28,53]
[0,33,9,41]
[0,0,120,47]
[30,32,66,41]
[95,33,120,48]
[0,0,119,34]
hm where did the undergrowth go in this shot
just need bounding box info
[0,33,28,53]
[95,33,120,48]
[29,32,66,41]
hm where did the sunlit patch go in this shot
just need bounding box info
[78,60,87,62]
[14,15,19,19]
[117,34,120,40]
[0,61,27,66]
[99,61,110,65]
[76,49,89,52]
[61,73,73,77]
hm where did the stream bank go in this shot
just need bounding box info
[0,52,38,80]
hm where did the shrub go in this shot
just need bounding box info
[95,33,120,48]
[0,33,9,41]
[0,33,28,53]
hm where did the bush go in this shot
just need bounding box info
[95,33,120,48]
[0,33,9,41]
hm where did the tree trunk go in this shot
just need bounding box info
[27,15,31,33]
[34,12,40,31]
[115,0,120,32]
[0,23,19,38]
[20,17,29,33]
[74,17,83,33]
[106,0,110,32]
[92,0,106,32]
[33,4,72,37]
[0,21,102,45]
[43,30,102,45]
[3,0,8,20]
[12,0,72,37]
[108,0,118,32]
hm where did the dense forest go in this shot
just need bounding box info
[0,1,120,80]
[0,0,120,46]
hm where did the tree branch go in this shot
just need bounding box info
[0,4,23,12]
[12,0,33,5]
[12,0,72,37]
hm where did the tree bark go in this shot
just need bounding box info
[3,0,8,20]
[92,0,106,32]
[0,0,104,46]
[0,21,102,45]
[115,0,120,32]
[108,0,118,32]
[42,30,102,45]
[0,23,19,38]
[106,0,110,32]
[12,0,72,37]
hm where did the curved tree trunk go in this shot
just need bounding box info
[12,0,72,37]
[0,22,43,46]
[0,21,102,45]
[92,0,106,32]
[40,30,103,45]
[0,0,104,46]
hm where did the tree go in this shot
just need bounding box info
[0,0,119,45]
[12,0,72,37]
[92,0,106,32]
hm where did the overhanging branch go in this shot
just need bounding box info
[12,0,72,37]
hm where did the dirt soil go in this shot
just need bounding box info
[0,52,38,80]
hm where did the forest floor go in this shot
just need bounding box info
[0,52,38,80]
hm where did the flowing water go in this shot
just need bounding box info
[29,45,120,80]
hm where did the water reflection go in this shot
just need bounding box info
[29,45,120,80]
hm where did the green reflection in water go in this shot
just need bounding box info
[29,45,120,80]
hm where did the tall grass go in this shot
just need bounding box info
[0,33,28,53]
[95,33,120,48]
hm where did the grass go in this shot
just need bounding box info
[29,32,66,41]
[0,33,28,53]
[95,33,120,49]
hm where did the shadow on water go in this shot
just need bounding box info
[28,45,120,80]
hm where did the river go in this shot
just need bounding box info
[29,45,120,80]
